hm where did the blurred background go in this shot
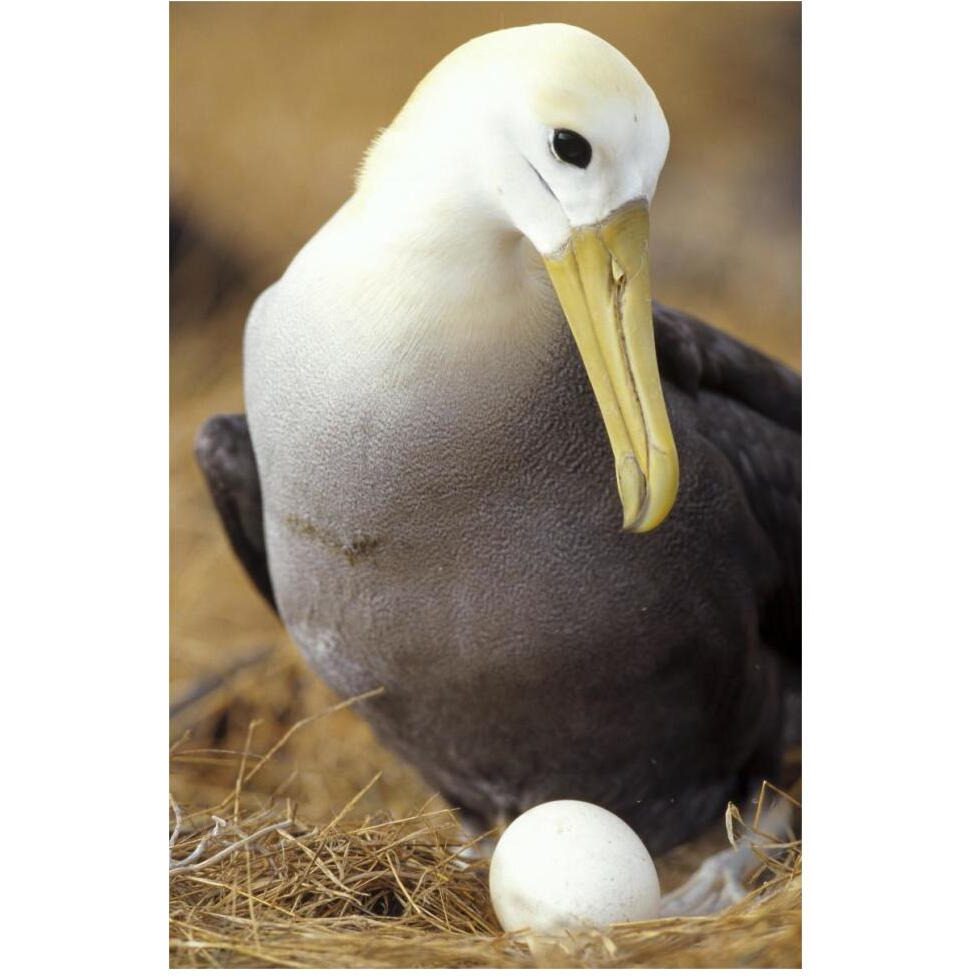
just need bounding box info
[170,2,799,876]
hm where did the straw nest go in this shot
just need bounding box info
[170,647,801,969]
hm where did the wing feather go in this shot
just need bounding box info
[654,302,801,660]
[195,413,278,613]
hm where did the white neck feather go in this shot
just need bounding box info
[282,166,564,388]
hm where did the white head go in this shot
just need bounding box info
[343,24,678,531]
[357,23,670,256]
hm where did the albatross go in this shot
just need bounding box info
[197,23,800,905]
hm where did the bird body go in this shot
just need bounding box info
[200,23,800,854]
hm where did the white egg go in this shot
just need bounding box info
[488,799,661,934]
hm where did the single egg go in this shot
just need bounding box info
[488,799,661,934]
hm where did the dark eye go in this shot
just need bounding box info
[552,129,592,169]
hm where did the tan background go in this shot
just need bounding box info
[171,1,800,360]
[170,2,800,866]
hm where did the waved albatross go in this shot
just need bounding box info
[197,24,800,878]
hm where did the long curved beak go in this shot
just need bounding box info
[543,200,679,532]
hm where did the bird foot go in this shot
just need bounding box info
[659,792,796,917]
[658,846,752,917]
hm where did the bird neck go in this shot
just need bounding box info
[317,179,564,386]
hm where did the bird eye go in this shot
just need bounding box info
[551,129,592,169]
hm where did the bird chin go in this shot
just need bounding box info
[542,200,679,532]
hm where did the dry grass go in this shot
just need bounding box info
[170,685,800,969]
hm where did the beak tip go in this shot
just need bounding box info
[616,453,648,529]
[618,452,680,534]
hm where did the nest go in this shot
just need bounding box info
[170,665,801,969]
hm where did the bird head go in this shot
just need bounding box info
[355,24,678,531]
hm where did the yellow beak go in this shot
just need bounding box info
[543,201,679,532]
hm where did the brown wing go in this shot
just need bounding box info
[654,302,801,662]
[195,413,278,613]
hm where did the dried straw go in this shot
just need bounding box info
[170,689,801,968]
